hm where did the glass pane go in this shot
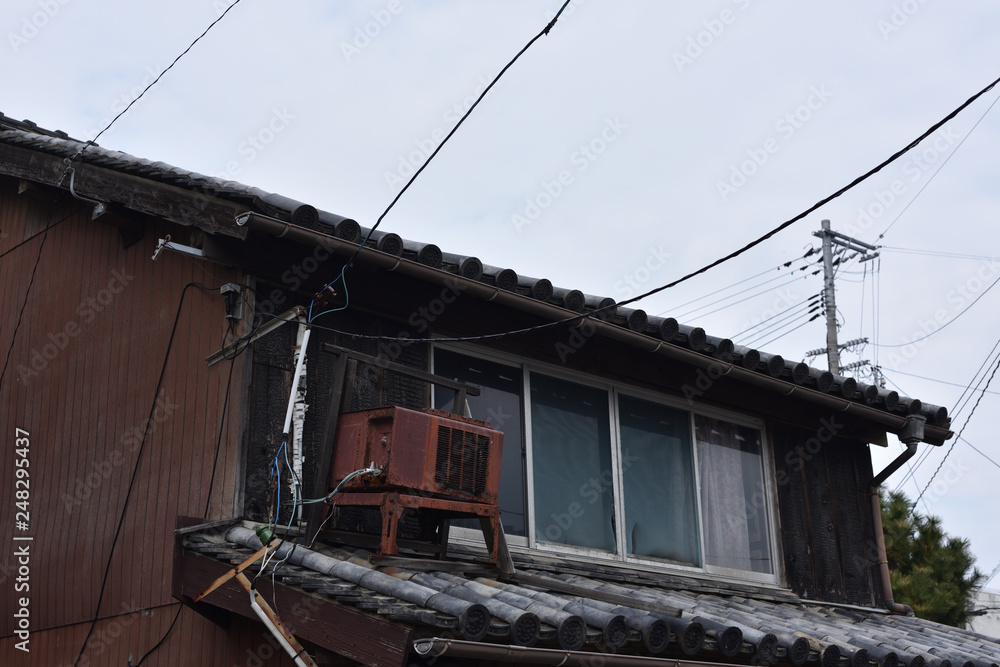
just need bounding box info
[695,415,773,574]
[434,349,526,536]
[530,373,615,552]
[619,395,700,565]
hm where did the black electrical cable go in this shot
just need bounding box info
[68,0,245,161]
[0,192,64,394]
[673,267,815,320]
[311,0,574,315]
[888,368,1000,397]
[730,295,817,339]
[0,209,76,261]
[659,249,814,314]
[915,351,1000,506]
[128,347,238,667]
[880,246,1000,263]
[756,313,821,350]
[878,87,1000,241]
[952,341,1000,420]
[742,302,818,348]
[71,282,216,667]
[299,72,1000,346]
[874,270,1000,348]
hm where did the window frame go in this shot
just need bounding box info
[431,342,783,586]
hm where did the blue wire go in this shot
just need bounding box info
[309,266,351,323]
[282,436,299,533]
[270,440,286,528]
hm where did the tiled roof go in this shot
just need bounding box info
[0,113,951,435]
[185,525,1000,667]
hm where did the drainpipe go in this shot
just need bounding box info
[869,414,925,616]
[413,637,749,667]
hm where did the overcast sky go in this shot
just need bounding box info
[6,0,1000,590]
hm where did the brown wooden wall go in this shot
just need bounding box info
[771,420,884,606]
[0,178,280,664]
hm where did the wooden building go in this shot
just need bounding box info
[1,114,995,667]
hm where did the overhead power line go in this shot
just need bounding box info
[915,352,1000,506]
[874,270,1000,348]
[730,294,819,339]
[311,0,574,317]
[757,314,822,349]
[291,72,1000,346]
[674,267,817,321]
[741,300,819,347]
[880,247,1000,263]
[888,368,1000,398]
[661,247,818,315]
[878,87,1000,240]
[69,0,246,166]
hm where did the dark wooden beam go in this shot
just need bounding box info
[175,548,411,667]
[321,343,481,397]
[0,142,248,238]
[304,352,350,545]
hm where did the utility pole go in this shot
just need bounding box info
[819,220,840,374]
[811,220,879,375]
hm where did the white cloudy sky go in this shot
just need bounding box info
[6,1,1000,589]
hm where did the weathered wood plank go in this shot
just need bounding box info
[0,143,248,238]
[176,549,411,667]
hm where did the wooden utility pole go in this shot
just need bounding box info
[811,220,879,375]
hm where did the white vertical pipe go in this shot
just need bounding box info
[282,325,310,436]
[248,593,311,667]
[291,323,309,522]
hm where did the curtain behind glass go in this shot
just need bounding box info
[695,415,772,573]
[531,373,616,552]
[619,395,700,565]
[434,349,526,536]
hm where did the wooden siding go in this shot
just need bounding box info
[0,181,253,662]
[772,421,882,606]
[0,607,313,666]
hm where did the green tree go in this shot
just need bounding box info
[881,489,984,627]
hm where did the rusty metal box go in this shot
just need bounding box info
[329,406,504,505]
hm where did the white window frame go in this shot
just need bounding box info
[431,342,782,586]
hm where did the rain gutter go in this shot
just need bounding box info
[236,212,952,446]
[413,637,749,667]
